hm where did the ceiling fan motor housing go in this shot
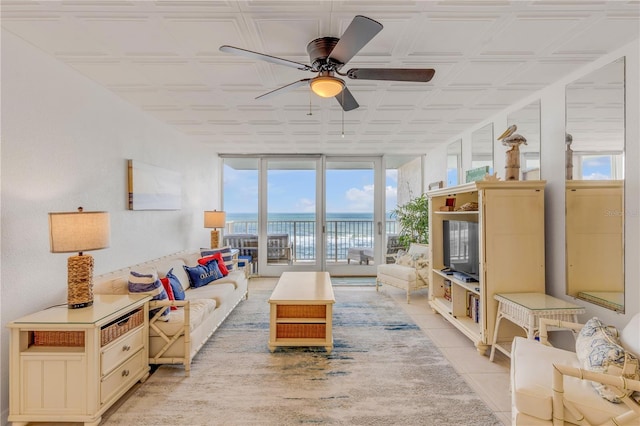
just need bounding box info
[306,37,342,71]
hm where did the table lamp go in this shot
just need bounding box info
[49,207,110,309]
[204,210,226,248]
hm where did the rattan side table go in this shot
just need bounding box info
[489,292,585,361]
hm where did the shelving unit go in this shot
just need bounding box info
[8,294,151,426]
[427,181,546,354]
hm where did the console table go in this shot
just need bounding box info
[8,294,151,426]
[489,292,585,361]
[268,271,335,353]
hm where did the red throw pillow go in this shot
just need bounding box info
[198,253,229,276]
[160,277,178,310]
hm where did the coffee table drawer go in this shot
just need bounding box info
[276,323,326,339]
[277,305,326,318]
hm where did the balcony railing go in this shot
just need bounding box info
[227,220,397,262]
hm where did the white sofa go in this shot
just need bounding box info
[511,314,640,425]
[93,249,248,375]
[375,243,429,303]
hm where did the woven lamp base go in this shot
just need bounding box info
[210,229,220,249]
[67,254,94,309]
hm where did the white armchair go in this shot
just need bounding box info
[511,313,640,425]
[375,243,429,303]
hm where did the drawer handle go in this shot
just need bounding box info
[121,369,130,377]
[122,344,131,352]
[117,317,131,327]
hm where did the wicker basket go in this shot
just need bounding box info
[33,330,85,347]
[277,305,325,318]
[276,323,326,339]
[101,308,144,346]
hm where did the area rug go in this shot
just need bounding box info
[103,288,501,425]
[330,276,376,286]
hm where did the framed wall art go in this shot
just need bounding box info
[127,159,181,210]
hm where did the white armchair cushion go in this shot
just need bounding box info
[511,337,631,424]
[377,263,415,282]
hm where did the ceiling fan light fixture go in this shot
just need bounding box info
[310,76,345,98]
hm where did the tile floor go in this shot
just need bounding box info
[251,277,512,426]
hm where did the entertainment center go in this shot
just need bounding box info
[427,180,546,354]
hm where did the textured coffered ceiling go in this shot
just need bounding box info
[2,1,639,155]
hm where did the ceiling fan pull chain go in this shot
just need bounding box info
[341,90,345,138]
[307,90,313,116]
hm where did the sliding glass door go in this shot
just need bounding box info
[260,157,322,276]
[324,157,383,276]
[222,155,393,277]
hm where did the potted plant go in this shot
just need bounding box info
[391,193,429,249]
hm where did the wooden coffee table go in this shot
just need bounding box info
[268,271,335,353]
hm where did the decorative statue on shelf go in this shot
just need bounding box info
[497,124,527,181]
[566,132,574,180]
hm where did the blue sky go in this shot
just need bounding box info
[223,165,398,214]
[582,155,612,180]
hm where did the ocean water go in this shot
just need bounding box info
[228,212,389,222]
[226,212,397,260]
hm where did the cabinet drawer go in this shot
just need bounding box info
[101,326,144,376]
[100,348,145,404]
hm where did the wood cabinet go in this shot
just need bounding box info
[8,294,150,426]
[427,181,546,354]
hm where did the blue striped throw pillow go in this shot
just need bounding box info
[201,247,236,271]
[128,269,170,321]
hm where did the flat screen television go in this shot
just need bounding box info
[443,220,480,281]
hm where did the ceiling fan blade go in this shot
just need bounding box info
[328,15,383,66]
[335,87,359,111]
[220,45,312,71]
[346,68,435,82]
[256,79,311,100]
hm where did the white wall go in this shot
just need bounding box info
[396,157,423,206]
[424,39,640,330]
[0,30,221,422]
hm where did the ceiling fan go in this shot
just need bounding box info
[220,15,435,111]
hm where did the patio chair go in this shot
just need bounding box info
[385,234,403,263]
[267,234,293,264]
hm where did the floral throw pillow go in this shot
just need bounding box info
[576,317,640,403]
[396,252,415,266]
[415,257,430,282]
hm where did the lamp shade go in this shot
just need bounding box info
[310,76,345,98]
[204,210,226,229]
[49,210,110,253]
